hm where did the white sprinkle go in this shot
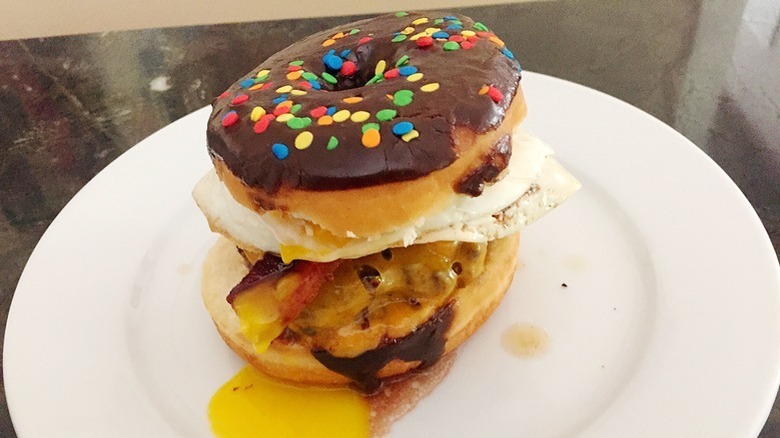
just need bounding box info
[149,76,171,92]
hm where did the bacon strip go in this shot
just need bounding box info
[226,253,340,325]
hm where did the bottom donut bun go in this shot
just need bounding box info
[201,233,520,387]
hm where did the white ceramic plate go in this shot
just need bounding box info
[5,72,780,437]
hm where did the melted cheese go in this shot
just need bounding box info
[193,127,580,262]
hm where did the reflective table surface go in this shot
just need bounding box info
[1,1,778,436]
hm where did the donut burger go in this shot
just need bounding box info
[194,12,579,392]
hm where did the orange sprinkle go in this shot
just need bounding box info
[343,96,364,104]
[386,94,394,100]
[286,70,303,81]
[489,36,505,47]
[278,100,293,108]
[362,129,381,148]
[317,115,334,126]
[333,32,345,39]
[248,84,264,91]
[322,39,336,47]
[478,85,490,95]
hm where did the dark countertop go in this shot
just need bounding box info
[1,1,778,436]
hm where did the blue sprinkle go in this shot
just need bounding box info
[272,95,288,104]
[443,15,457,20]
[326,106,337,116]
[272,143,289,160]
[239,78,255,88]
[340,49,352,58]
[398,66,418,76]
[327,49,336,55]
[309,80,322,90]
[502,47,515,60]
[323,54,343,71]
[393,31,401,36]
[446,24,462,30]
[432,31,450,39]
[392,121,414,136]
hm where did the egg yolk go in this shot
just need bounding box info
[209,366,370,438]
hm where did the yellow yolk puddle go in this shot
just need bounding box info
[209,366,370,438]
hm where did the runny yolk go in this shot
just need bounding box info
[208,366,370,438]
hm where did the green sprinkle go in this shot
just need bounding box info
[366,74,382,85]
[391,34,407,43]
[321,72,338,84]
[254,75,269,83]
[393,89,414,107]
[451,20,462,25]
[395,55,410,67]
[287,117,312,129]
[473,22,488,31]
[395,11,409,17]
[433,18,444,25]
[288,60,304,66]
[376,109,397,121]
[327,136,339,150]
[290,104,302,114]
[301,72,318,81]
[362,123,380,133]
[443,41,460,51]
[349,28,360,35]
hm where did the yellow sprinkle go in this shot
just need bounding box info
[295,131,313,150]
[250,107,266,122]
[374,60,386,76]
[489,36,506,47]
[362,129,381,148]
[461,30,476,37]
[333,109,351,123]
[407,73,423,82]
[276,113,294,122]
[291,90,307,96]
[412,17,429,26]
[424,27,440,35]
[322,39,336,47]
[278,100,293,108]
[286,70,303,81]
[410,32,426,41]
[401,27,415,35]
[317,115,334,126]
[386,94,393,100]
[333,32,345,39]
[401,129,419,142]
[420,82,440,92]
[343,96,363,104]
[248,84,264,91]
[350,111,370,123]
[478,85,490,95]
[276,85,293,93]
[256,69,270,78]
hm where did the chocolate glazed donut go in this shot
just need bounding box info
[207,12,523,194]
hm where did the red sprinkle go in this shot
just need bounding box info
[218,91,229,99]
[466,35,479,42]
[253,114,275,134]
[487,85,503,103]
[260,82,274,90]
[273,105,291,116]
[384,68,400,79]
[448,35,465,43]
[298,81,313,90]
[477,32,494,38]
[221,111,239,127]
[287,65,302,72]
[310,106,328,118]
[230,94,249,106]
[358,37,372,45]
[416,36,434,47]
[341,61,357,76]
[461,41,475,50]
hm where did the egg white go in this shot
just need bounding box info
[193,127,580,262]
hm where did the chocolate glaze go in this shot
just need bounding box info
[207,12,522,193]
[311,302,455,393]
[455,133,511,196]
